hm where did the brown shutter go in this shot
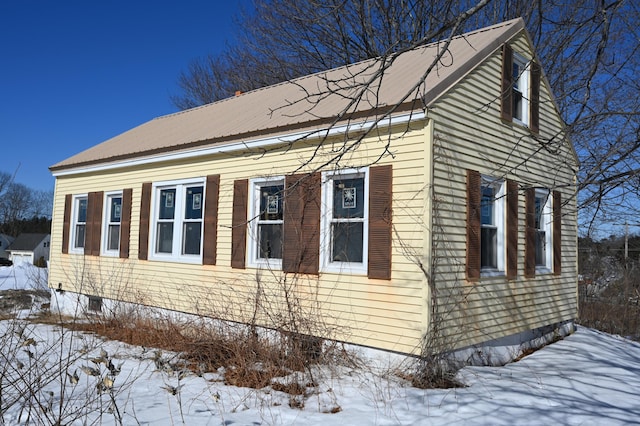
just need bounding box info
[501,44,513,122]
[85,191,103,256]
[530,61,541,133]
[119,188,133,259]
[62,194,72,254]
[524,187,536,278]
[138,182,152,261]
[231,179,248,269]
[368,165,393,280]
[506,179,519,280]
[203,174,220,265]
[466,169,481,281]
[283,173,321,275]
[84,193,94,256]
[553,190,562,275]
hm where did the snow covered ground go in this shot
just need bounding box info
[1,264,640,425]
[0,262,48,291]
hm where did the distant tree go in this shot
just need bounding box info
[172,0,640,234]
[0,170,53,236]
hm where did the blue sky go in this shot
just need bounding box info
[1,0,249,192]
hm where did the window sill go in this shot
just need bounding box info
[321,262,367,276]
[480,269,505,278]
[147,253,203,265]
[248,259,283,270]
[535,266,553,275]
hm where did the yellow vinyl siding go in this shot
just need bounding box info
[50,121,432,354]
[428,32,577,349]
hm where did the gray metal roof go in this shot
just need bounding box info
[6,233,49,251]
[50,18,524,171]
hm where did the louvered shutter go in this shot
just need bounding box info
[282,173,320,274]
[466,169,481,281]
[62,194,72,254]
[524,187,536,278]
[553,190,562,275]
[203,175,220,265]
[506,179,519,280]
[501,44,513,122]
[119,188,132,259]
[138,182,152,261]
[368,165,393,280]
[85,191,103,256]
[231,179,248,269]
[530,61,541,133]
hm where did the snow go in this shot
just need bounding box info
[0,263,48,291]
[2,265,640,425]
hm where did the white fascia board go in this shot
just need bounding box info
[51,112,425,177]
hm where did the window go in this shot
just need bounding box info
[321,169,369,274]
[71,195,88,252]
[103,192,122,254]
[501,44,540,132]
[480,177,505,273]
[249,178,284,267]
[87,296,103,313]
[534,189,552,269]
[512,53,529,125]
[151,179,205,262]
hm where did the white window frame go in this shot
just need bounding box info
[535,188,553,272]
[69,194,88,254]
[512,52,530,126]
[320,168,369,275]
[480,176,506,276]
[248,176,284,269]
[102,191,123,256]
[149,178,205,264]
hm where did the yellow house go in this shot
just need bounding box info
[49,18,577,356]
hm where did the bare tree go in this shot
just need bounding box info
[0,170,53,236]
[172,0,640,234]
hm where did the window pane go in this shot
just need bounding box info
[535,230,546,266]
[481,186,495,225]
[107,224,120,251]
[75,224,86,248]
[110,197,122,223]
[260,185,284,221]
[77,198,87,222]
[535,194,546,229]
[513,90,523,120]
[331,222,363,262]
[258,223,282,259]
[481,226,497,268]
[333,177,364,218]
[156,222,174,253]
[159,189,176,220]
[183,222,202,255]
[185,186,203,220]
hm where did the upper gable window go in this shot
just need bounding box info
[512,53,529,125]
[150,179,205,263]
[501,44,540,132]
